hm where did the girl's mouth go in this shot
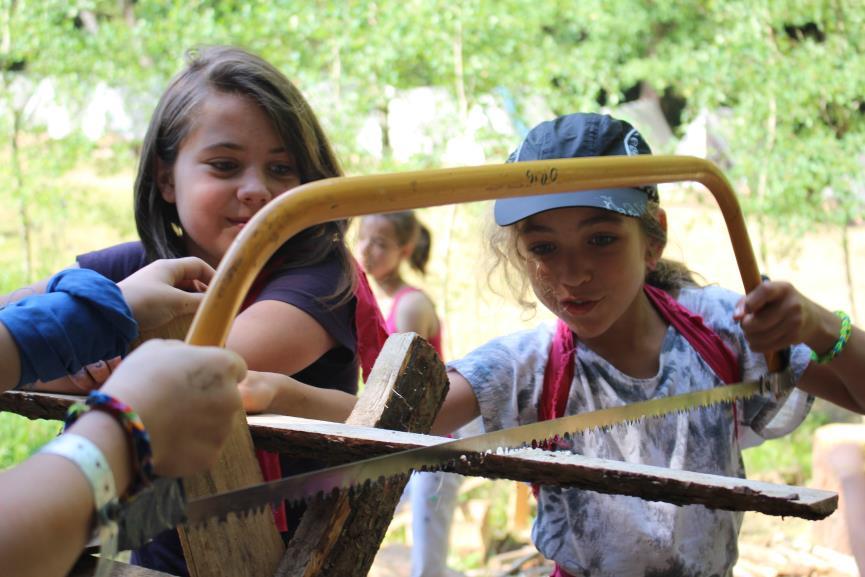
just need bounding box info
[560,298,599,316]
[228,218,250,229]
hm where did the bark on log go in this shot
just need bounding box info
[277,332,448,577]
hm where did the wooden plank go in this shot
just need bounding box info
[249,416,838,520]
[278,332,449,577]
[176,409,285,577]
[1,391,837,519]
[135,311,286,576]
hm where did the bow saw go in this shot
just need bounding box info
[90,156,835,574]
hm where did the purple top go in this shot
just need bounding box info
[77,241,359,393]
[78,241,361,575]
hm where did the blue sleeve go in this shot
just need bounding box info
[0,269,139,388]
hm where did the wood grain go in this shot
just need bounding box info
[278,332,449,577]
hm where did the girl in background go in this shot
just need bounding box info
[357,212,441,356]
[358,211,472,577]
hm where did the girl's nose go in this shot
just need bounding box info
[561,252,591,286]
[237,171,272,206]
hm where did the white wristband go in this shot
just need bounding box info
[40,433,116,511]
[39,433,120,577]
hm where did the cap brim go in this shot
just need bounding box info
[494,188,648,225]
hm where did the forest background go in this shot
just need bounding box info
[1,1,864,574]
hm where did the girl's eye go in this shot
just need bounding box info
[270,163,298,178]
[589,234,617,247]
[208,160,238,173]
[527,242,556,256]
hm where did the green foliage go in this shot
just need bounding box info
[0,413,60,470]
[742,409,833,485]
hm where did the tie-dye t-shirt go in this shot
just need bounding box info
[448,285,812,577]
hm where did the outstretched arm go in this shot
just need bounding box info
[13,258,214,394]
[736,281,865,413]
[0,340,245,577]
[240,369,480,436]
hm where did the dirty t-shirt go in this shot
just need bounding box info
[448,285,812,577]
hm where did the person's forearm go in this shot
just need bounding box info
[798,305,865,413]
[826,325,865,412]
[0,411,131,577]
[268,374,357,422]
[0,280,49,309]
[813,309,865,412]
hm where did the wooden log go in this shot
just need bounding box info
[277,332,449,577]
[248,416,837,520]
[135,315,286,576]
[0,391,837,519]
[127,311,286,576]
[176,407,285,577]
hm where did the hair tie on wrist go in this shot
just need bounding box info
[65,391,155,495]
[810,310,852,365]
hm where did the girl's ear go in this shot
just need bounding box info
[156,159,176,203]
[399,242,414,261]
[646,207,668,268]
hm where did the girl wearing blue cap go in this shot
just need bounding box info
[198,112,864,576]
[438,112,865,576]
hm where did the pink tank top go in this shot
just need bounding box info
[385,285,444,358]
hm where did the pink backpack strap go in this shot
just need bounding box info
[539,319,576,422]
[541,287,741,425]
[642,285,740,384]
[353,263,389,381]
[534,285,742,498]
[385,286,420,334]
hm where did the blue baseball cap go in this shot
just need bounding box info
[494,113,659,226]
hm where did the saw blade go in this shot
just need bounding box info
[184,379,762,526]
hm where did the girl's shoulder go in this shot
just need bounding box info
[452,322,555,371]
[392,285,436,315]
[76,241,148,282]
[261,252,350,301]
[676,284,741,333]
[255,252,357,349]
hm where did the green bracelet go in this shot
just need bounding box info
[810,310,852,365]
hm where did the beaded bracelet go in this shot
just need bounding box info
[810,310,852,365]
[65,391,155,494]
